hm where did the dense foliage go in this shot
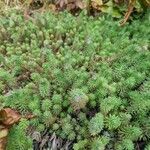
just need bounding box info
[0,10,150,150]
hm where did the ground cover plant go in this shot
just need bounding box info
[0,9,150,150]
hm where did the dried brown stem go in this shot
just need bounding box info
[120,0,136,26]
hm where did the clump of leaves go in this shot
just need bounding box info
[89,113,104,136]
[69,88,89,111]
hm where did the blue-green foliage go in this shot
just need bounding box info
[0,10,150,150]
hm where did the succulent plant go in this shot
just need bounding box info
[0,9,149,150]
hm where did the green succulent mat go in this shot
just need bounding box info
[0,10,150,150]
